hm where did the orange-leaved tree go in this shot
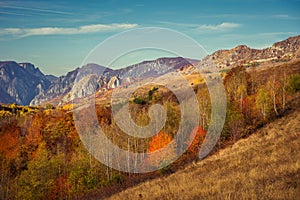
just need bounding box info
[147,131,176,167]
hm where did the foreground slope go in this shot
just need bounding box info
[109,108,300,200]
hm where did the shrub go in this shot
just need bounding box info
[133,97,147,105]
[287,74,300,93]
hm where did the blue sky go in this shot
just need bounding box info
[0,0,299,76]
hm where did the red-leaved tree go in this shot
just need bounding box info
[186,126,206,155]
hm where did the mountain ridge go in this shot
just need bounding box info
[206,34,300,68]
[0,35,299,105]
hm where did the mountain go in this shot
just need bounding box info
[0,56,196,105]
[31,63,112,105]
[31,57,194,105]
[0,61,51,105]
[111,57,196,79]
[205,35,300,69]
[0,35,299,106]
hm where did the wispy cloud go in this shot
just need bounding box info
[272,14,289,19]
[158,21,199,28]
[257,32,298,37]
[0,23,138,37]
[270,14,300,20]
[158,21,241,32]
[195,14,300,20]
[0,11,32,16]
[198,22,241,31]
[0,5,72,15]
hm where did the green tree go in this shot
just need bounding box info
[256,87,271,121]
[287,74,300,94]
[17,143,65,200]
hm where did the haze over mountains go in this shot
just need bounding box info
[0,35,299,106]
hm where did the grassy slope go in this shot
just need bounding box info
[108,108,300,200]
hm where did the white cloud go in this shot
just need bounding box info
[0,23,138,37]
[198,22,241,31]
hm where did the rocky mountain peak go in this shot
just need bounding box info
[19,62,45,79]
[0,61,51,105]
[234,45,250,50]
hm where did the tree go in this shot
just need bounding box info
[241,95,258,125]
[267,73,280,116]
[279,65,288,112]
[17,143,65,200]
[67,148,105,194]
[148,86,159,101]
[249,65,258,94]
[186,126,206,155]
[147,131,176,168]
[224,65,249,111]
[148,131,172,153]
[287,74,300,94]
[256,87,271,121]
[197,86,211,129]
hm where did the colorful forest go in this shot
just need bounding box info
[0,61,300,199]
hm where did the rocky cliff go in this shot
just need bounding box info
[0,61,51,105]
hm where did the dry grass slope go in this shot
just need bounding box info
[108,108,300,200]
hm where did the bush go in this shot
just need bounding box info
[45,103,55,109]
[287,74,300,94]
[110,174,124,185]
[133,97,147,105]
[159,164,174,175]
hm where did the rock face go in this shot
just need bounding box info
[30,68,79,105]
[0,61,51,105]
[30,63,110,105]
[107,76,120,89]
[112,57,196,79]
[30,57,194,105]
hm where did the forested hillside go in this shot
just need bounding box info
[0,58,299,199]
[109,106,300,200]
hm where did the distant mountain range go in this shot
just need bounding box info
[0,57,194,105]
[0,35,299,106]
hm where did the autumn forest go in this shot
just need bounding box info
[0,59,299,199]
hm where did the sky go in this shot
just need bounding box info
[0,0,299,76]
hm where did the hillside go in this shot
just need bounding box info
[108,107,300,199]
